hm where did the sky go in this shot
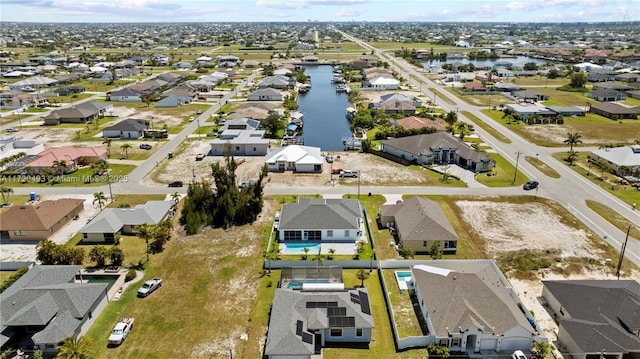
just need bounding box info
[0,0,638,23]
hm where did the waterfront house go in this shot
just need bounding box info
[380,132,494,172]
[210,118,270,156]
[247,88,283,101]
[265,145,323,173]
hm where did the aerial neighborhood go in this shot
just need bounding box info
[0,15,639,359]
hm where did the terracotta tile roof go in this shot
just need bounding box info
[0,198,85,231]
[27,146,107,168]
[396,116,445,131]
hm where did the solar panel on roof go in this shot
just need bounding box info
[327,301,338,307]
[296,320,303,336]
[359,290,371,315]
[306,302,317,308]
[351,297,360,304]
[327,307,347,316]
[329,316,356,327]
[302,332,313,344]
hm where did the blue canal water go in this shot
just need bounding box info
[421,56,548,69]
[297,65,353,151]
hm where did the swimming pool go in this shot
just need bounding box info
[395,271,413,291]
[82,275,119,291]
[282,242,322,255]
[286,279,331,289]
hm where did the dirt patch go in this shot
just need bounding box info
[456,200,594,258]
[520,124,602,146]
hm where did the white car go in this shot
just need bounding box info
[512,350,528,359]
[108,318,134,346]
[137,277,163,297]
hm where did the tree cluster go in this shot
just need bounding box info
[88,245,125,267]
[180,153,268,234]
[36,240,85,265]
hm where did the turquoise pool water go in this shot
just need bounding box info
[395,271,413,290]
[396,271,412,279]
[283,242,321,254]
[83,275,119,291]
[287,279,331,289]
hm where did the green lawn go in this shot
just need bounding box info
[482,109,640,146]
[461,111,511,143]
[0,195,31,212]
[106,194,167,209]
[586,200,640,240]
[382,269,423,338]
[475,152,529,187]
[552,152,640,208]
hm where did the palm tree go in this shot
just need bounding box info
[103,138,112,157]
[52,160,67,175]
[454,121,471,140]
[0,185,13,205]
[56,334,94,359]
[136,223,153,262]
[120,143,132,159]
[444,110,458,127]
[564,132,583,152]
[93,191,107,210]
[356,268,370,287]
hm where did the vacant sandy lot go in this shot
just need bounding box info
[457,200,593,258]
[148,140,430,187]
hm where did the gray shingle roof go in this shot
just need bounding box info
[81,200,172,234]
[543,280,640,353]
[382,132,492,163]
[265,288,374,356]
[0,265,108,347]
[103,118,148,132]
[279,198,361,231]
[380,196,458,244]
[412,261,535,337]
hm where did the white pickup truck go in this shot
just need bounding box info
[137,277,163,297]
[108,318,134,346]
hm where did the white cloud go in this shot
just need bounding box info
[336,6,363,17]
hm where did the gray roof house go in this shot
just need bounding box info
[247,87,283,101]
[102,118,149,139]
[380,132,494,172]
[412,261,545,353]
[209,118,270,156]
[541,280,640,359]
[80,200,173,242]
[379,196,458,254]
[278,198,363,242]
[0,265,108,356]
[264,288,374,358]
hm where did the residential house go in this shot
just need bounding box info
[372,95,416,115]
[0,198,85,241]
[210,118,270,156]
[226,106,271,121]
[172,61,192,70]
[587,69,617,82]
[592,81,633,92]
[216,55,239,68]
[23,146,107,174]
[80,201,173,242]
[53,86,85,96]
[505,104,556,121]
[412,261,545,352]
[511,90,549,102]
[541,280,640,359]
[195,56,213,65]
[380,196,458,254]
[588,145,640,176]
[102,118,150,139]
[589,102,638,120]
[363,76,400,90]
[394,116,445,132]
[0,265,108,356]
[588,89,628,102]
[265,287,374,358]
[247,88,283,101]
[547,106,587,117]
[614,73,640,83]
[380,132,494,172]
[258,75,291,89]
[108,87,143,102]
[8,76,58,91]
[43,102,112,125]
[278,198,362,242]
[301,56,319,64]
[265,145,323,173]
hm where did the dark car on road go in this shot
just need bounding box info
[168,181,184,187]
[523,180,539,190]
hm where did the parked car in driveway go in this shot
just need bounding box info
[168,181,183,187]
[137,277,163,297]
[523,180,539,190]
[325,155,333,163]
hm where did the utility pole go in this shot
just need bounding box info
[357,171,361,199]
[616,225,632,279]
[512,150,522,185]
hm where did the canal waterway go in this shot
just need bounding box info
[297,65,352,151]
[421,56,548,69]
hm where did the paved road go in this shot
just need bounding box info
[338,30,640,265]
[9,40,640,266]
